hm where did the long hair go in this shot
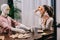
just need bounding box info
[43,5,54,17]
[43,5,54,26]
[49,6,54,17]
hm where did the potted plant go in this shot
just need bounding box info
[9,7,22,22]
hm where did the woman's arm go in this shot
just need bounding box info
[45,18,53,30]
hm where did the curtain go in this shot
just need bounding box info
[13,0,51,27]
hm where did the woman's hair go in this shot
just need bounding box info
[43,5,54,17]
[49,6,54,17]
[43,5,49,11]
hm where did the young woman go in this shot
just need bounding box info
[34,5,54,31]
[42,5,54,30]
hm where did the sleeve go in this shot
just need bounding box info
[45,19,53,30]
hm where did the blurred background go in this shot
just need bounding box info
[0,0,55,26]
[0,0,60,40]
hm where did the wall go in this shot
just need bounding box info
[56,0,60,25]
[0,0,7,9]
[56,0,60,40]
[21,0,51,27]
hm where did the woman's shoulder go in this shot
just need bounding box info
[48,17,53,22]
[50,17,53,21]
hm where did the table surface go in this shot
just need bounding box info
[0,30,54,40]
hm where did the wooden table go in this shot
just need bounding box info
[34,30,54,40]
[0,30,54,40]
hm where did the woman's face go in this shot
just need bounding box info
[38,6,45,15]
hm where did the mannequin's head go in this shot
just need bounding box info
[1,4,10,15]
